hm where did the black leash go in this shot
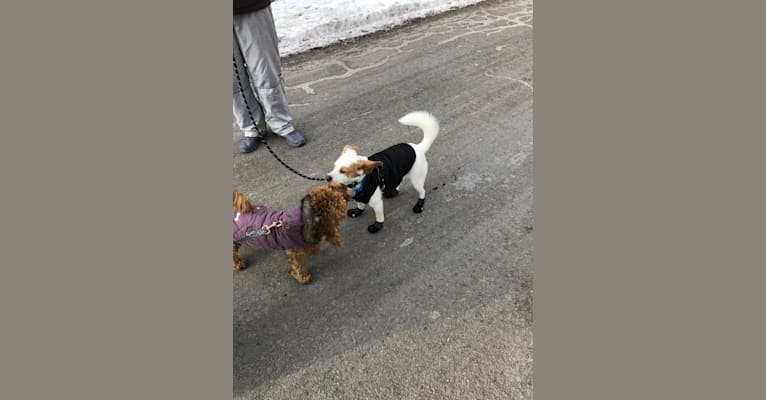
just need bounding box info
[232,49,325,182]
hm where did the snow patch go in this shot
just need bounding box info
[273,0,488,56]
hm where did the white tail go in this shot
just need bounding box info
[399,111,439,153]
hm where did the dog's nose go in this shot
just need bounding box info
[325,175,332,182]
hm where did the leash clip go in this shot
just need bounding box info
[261,220,284,235]
[240,220,284,242]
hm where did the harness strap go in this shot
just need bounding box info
[375,165,386,191]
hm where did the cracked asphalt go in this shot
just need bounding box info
[233,1,532,398]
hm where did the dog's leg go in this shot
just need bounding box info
[385,175,407,198]
[233,242,246,270]
[383,189,399,198]
[383,180,400,198]
[409,160,429,213]
[307,243,322,255]
[285,248,312,284]
[367,189,385,233]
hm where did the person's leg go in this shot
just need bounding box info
[233,30,267,153]
[233,6,305,146]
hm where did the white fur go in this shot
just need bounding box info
[327,111,439,226]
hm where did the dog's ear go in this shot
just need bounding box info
[342,145,360,155]
[355,160,383,175]
[342,188,353,201]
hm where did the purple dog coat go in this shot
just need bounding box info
[233,205,311,250]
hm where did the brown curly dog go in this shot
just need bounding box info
[233,181,352,284]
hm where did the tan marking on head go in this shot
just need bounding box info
[350,160,383,176]
[338,165,361,178]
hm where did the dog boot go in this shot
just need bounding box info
[348,208,365,218]
[413,198,425,213]
[368,221,384,233]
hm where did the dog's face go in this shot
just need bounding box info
[308,182,354,233]
[325,145,383,187]
[309,181,354,210]
[326,181,354,201]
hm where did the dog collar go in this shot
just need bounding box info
[351,176,367,195]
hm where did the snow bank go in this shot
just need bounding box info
[272,0,487,56]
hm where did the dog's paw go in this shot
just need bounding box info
[233,259,246,271]
[290,270,313,284]
[348,208,365,218]
[383,189,399,199]
[367,221,384,233]
[413,199,425,213]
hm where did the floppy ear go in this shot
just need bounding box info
[342,145,360,154]
[355,160,383,175]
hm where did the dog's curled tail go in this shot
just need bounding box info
[399,111,439,153]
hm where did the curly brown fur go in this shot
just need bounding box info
[309,181,353,247]
[233,188,255,270]
[233,182,352,283]
[285,247,313,284]
[233,242,245,270]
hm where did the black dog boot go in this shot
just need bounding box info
[413,198,425,213]
[348,208,365,218]
[368,221,384,233]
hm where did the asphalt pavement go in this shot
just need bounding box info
[233,0,533,398]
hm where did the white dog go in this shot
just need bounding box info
[325,111,439,233]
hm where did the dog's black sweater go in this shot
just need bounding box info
[353,143,416,204]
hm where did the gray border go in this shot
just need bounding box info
[4,0,766,399]
[0,1,231,399]
[535,0,766,398]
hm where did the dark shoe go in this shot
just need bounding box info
[239,136,261,153]
[283,130,306,147]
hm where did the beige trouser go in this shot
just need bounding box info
[233,6,294,138]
